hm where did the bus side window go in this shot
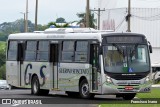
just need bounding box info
[7,41,18,61]
[37,41,49,61]
[24,41,37,61]
[61,41,74,62]
[75,41,88,62]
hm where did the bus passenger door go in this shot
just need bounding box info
[17,43,24,86]
[90,44,100,91]
[50,44,59,89]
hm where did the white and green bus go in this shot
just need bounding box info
[6,28,152,100]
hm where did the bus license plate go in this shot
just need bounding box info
[125,86,133,90]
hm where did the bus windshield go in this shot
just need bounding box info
[103,44,150,73]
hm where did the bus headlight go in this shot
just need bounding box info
[106,75,113,84]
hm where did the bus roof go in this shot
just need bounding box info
[8,28,147,43]
[102,32,146,37]
[44,28,97,33]
[8,32,102,42]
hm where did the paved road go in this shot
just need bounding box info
[0,89,130,107]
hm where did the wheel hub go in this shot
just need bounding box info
[33,80,38,93]
[82,83,89,96]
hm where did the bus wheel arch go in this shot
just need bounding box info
[79,76,94,99]
[31,74,49,96]
[31,74,38,83]
[79,76,87,88]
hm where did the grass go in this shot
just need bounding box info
[100,104,159,107]
[99,88,160,107]
[137,88,160,98]
[0,41,6,45]
[155,81,160,84]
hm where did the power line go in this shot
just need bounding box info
[132,13,160,21]
[139,0,160,2]
[133,15,160,20]
[115,17,126,31]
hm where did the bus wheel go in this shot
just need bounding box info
[122,93,136,100]
[31,76,40,95]
[9,85,13,90]
[79,79,95,99]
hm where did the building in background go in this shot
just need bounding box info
[98,0,160,82]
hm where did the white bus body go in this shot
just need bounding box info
[6,28,152,100]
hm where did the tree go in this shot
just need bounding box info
[0,42,6,80]
[47,17,69,28]
[0,32,8,41]
[47,22,69,28]
[0,41,6,65]
[0,65,6,80]
[0,19,41,41]
[56,17,66,23]
[77,12,96,28]
[37,24,48,31]
[77,13,86,27]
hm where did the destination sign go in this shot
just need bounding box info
[106,36,143,43]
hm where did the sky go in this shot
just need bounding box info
[1,0,160,25]
[99,0,160,9]
[0,0,98,25]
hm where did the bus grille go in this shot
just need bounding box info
[106,72,149,80]
[113,75,144,80]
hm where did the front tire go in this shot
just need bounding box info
[79,79,95,99]
[8,85,13,90]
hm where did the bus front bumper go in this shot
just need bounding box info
[101,82,151,95]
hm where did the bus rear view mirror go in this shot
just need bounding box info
[149,45,152,53]
[148,41,152,53]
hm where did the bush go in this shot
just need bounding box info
[0,64,6,80]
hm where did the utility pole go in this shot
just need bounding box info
[91,8,105,30]
[20,12,26,32]
[25,0,28,32]
[127,0,131,32]
[35,0,38,31]
[86,0,90,27]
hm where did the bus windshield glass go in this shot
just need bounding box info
[103,44,150,73]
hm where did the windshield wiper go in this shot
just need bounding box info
[113,43,124,57]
